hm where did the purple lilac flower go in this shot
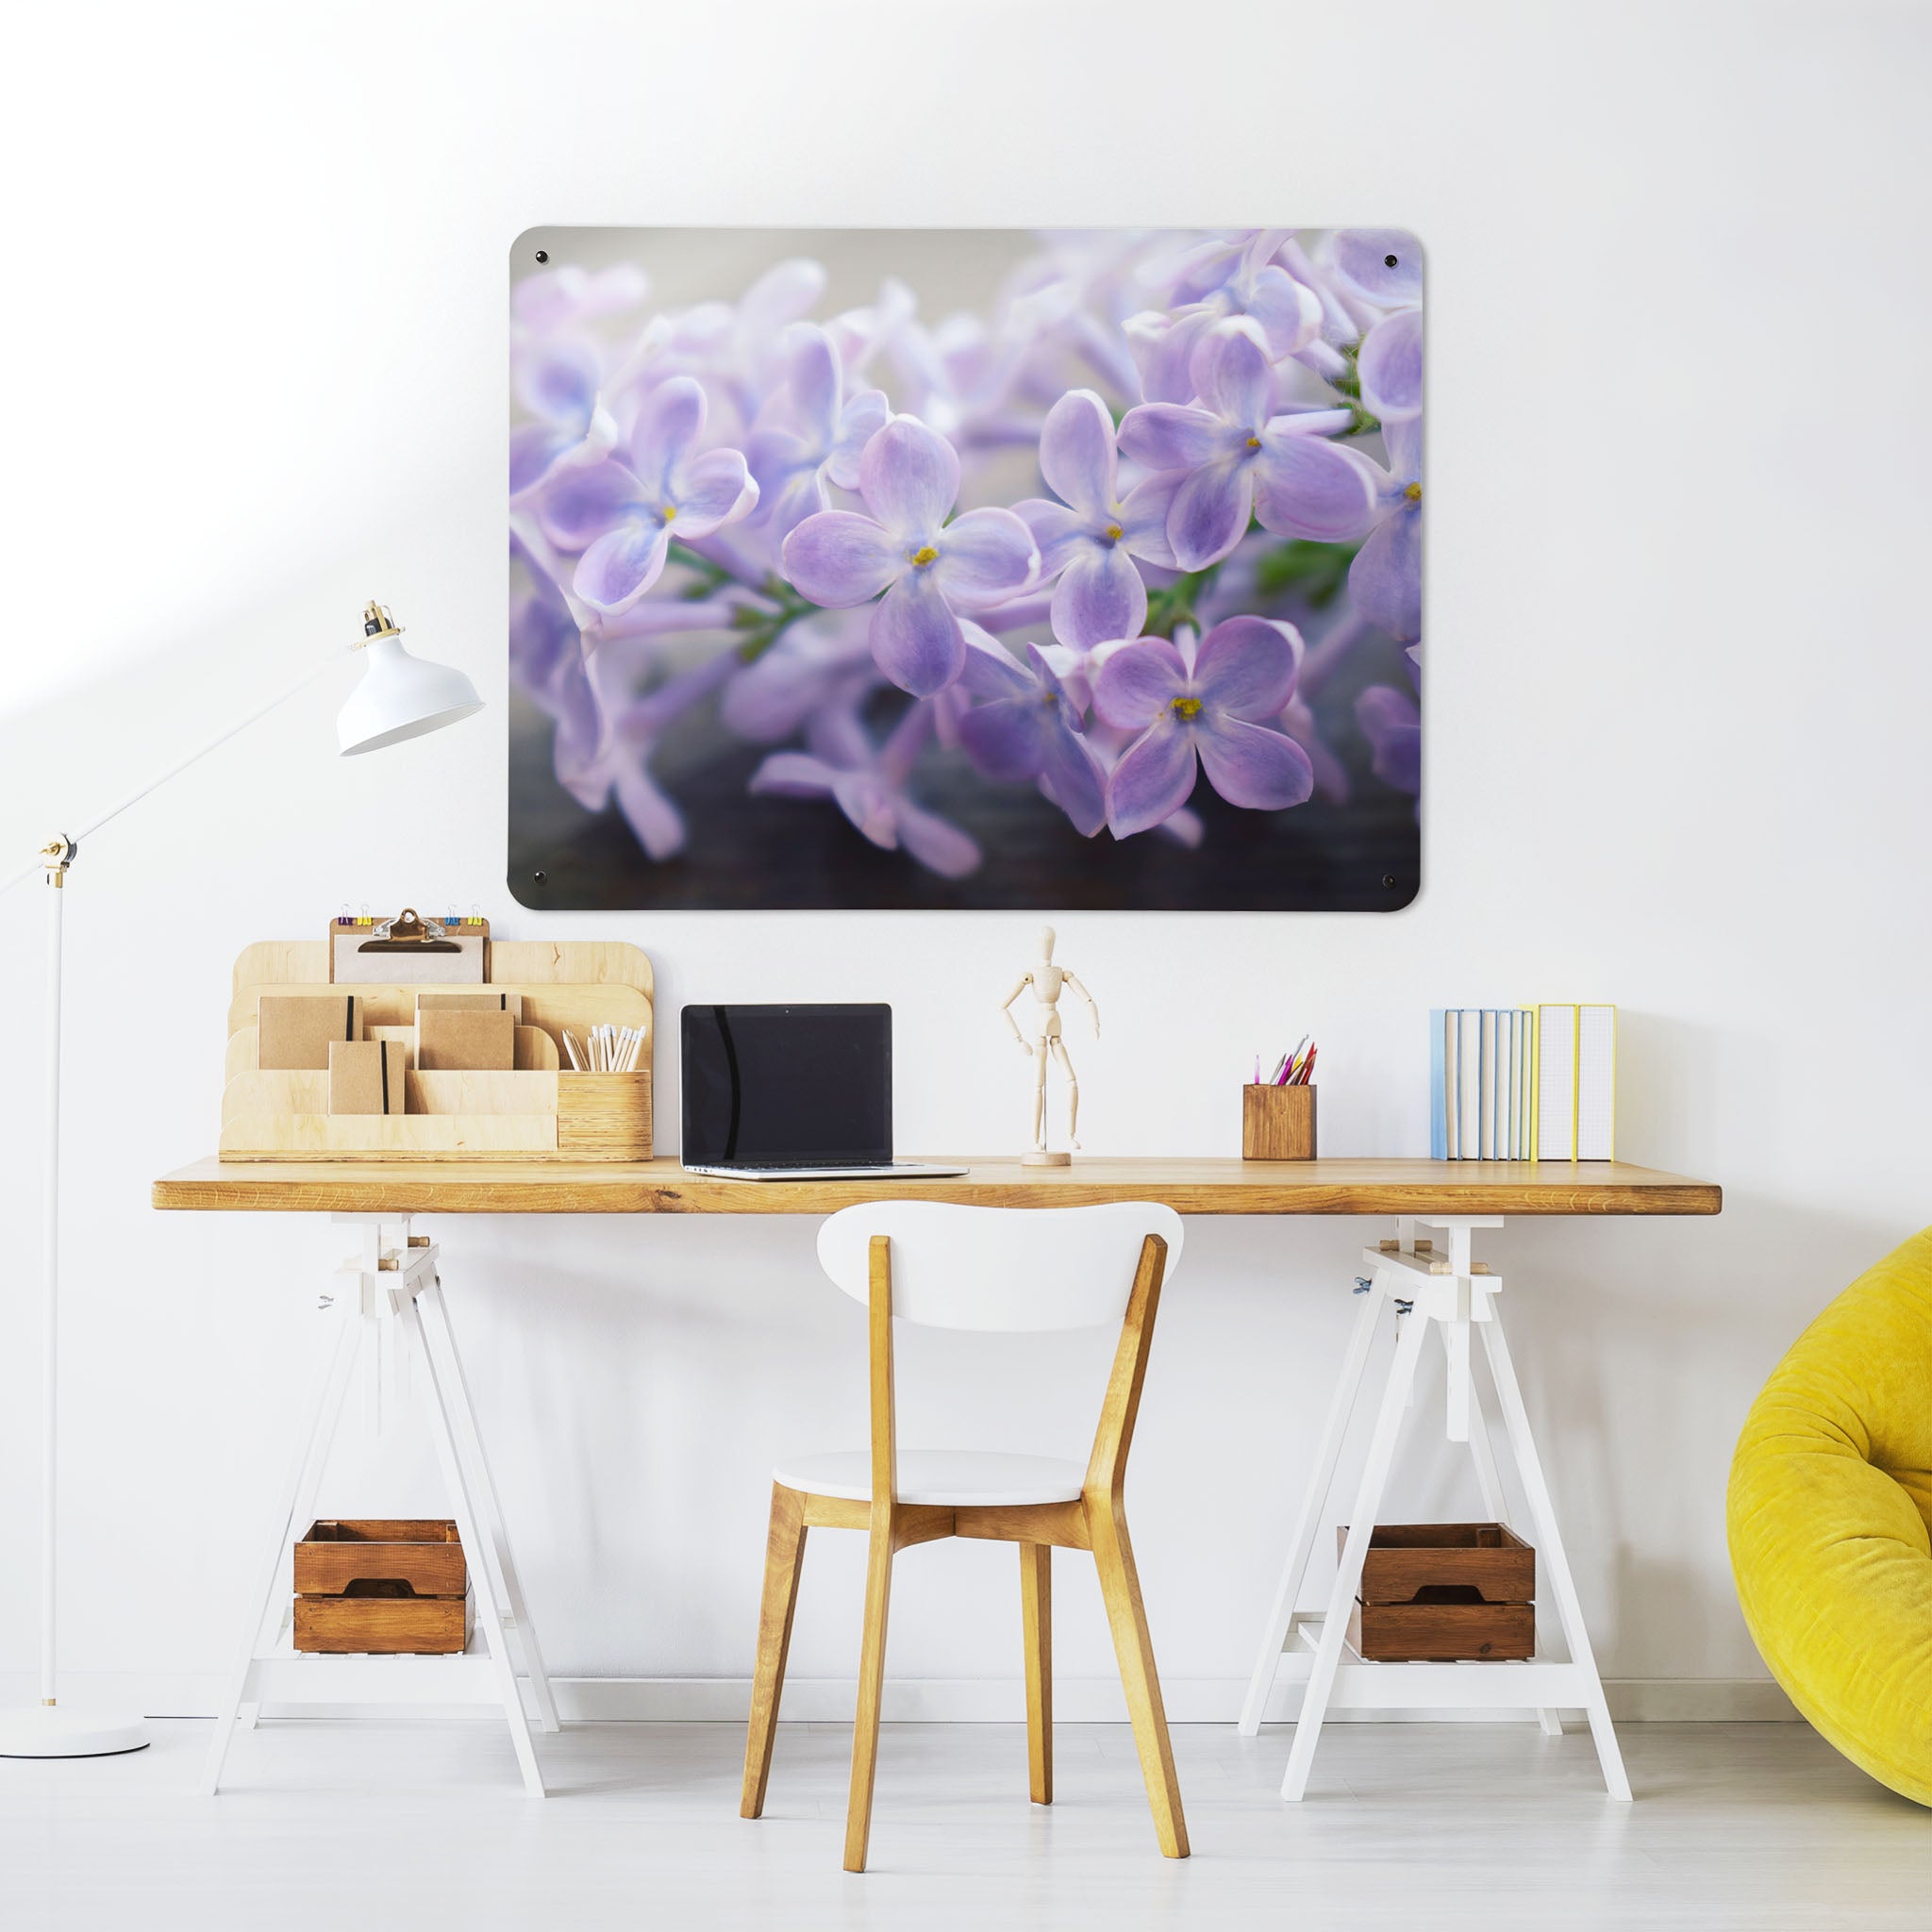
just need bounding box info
[1127,230,1324,405]
[512,262,649,336]
[1093,616,1313,836]
[1349,416,1423,641]
[560,378,758,615]
[954,628,1108,837]
[660,258,828,436]
[827,278,1011,448]
[1117,324,1374,571]
[745,325,890,541]
[1084,723,1206,846]
[1357,308,1422,425]
[559,644,742,860]
[996,232,1148,402]
[749,701,980,877]
[1279,697,1351,804]
[509,334,619,497]
[509,569,601,791]
[781,417,1038,698]
[1013,388,1177,648]
[1355,683,1421,794]
[718,608,874,743]
[1329,229,1424,309]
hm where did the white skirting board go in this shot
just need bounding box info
[0,1672,1800,1725]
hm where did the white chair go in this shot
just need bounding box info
[739,1201,1189,1871]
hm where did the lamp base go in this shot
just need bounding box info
[0,1704,150,1758]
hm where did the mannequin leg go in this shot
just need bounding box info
[1050,1038,1080,1148]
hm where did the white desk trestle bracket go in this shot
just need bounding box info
[1237,1217,1631,1803]
[198,1216,558,1798]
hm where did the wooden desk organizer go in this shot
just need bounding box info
[220,938,652,1161]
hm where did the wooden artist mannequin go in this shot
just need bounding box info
[1000,926,1100,1165]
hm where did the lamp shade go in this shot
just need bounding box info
[337,634,484,757]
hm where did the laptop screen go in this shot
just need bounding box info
[680,1004,892,1167]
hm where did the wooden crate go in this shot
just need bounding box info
[219,940,654,1161]
[1347,1597,1534,1661]
[1351,1522,1535,1604]
[1341,1522,1535,1661]
[293,1519,470,1655]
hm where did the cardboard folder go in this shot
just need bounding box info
[417,1008,516,1072]
[328,1039,407,1116]
[258,992,362,1071]
[416,990,524,1024]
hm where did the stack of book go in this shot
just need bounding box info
[1429,1007,1617,1161]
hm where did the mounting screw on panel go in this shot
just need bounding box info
[1382,874,1397,889]
[534,249,549,263]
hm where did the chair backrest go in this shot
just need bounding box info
[816,1201,1185,1331]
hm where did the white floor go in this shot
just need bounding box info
[3,1718,1926,1930]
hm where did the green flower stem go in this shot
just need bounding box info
[1143,562,1222,638]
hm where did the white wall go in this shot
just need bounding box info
[2,0,1928,1715]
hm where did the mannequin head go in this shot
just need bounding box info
[1039,925,1057,960]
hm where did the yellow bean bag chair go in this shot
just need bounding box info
[1728,1226,1932,1805]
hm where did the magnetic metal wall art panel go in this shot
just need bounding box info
[509,227,1422,910]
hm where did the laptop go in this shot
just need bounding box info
[679,1004,968,1181]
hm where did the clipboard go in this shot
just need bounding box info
[329,908,489,985]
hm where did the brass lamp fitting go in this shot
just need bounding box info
[358,601,404,648]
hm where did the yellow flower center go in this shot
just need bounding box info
[1405,482,1422,503]
[660,505,677,522]
[1173,695,1203,720]
[1041,691,1058,708]
[909,544,939,568]
[1245,436,1261,450]
[1104,523,1124,541]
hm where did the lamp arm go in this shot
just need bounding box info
[1,647,343,896]
[6,639,335,1717]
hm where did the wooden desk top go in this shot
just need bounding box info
[152,1156,1721,1218]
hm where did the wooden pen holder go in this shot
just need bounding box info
[1242,1083,1316,1160]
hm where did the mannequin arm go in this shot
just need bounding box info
[1000,974,1035,1050]
[1062,971,1100,1039]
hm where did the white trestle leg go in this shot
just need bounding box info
[415,1279,560,1734]
[199,1217,556,1797]
[1478,1309,1630,1798]
[1240,1217,1627,1800]
[1238,1270,1385,1737]
[1462,1345,1563,1738]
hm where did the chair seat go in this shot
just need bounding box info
[774,1449,1088,1507]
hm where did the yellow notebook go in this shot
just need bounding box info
[1534,1004,1616,1160]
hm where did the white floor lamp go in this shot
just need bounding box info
[0,601,482,1757]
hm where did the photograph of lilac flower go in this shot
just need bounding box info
[508,227,1421,910]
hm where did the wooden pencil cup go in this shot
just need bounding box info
[1243,1083,1316,1160]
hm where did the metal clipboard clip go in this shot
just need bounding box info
[356,908,462,956]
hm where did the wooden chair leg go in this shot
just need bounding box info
[1020,1541,1052,1805]
[1090,1504,1189,1858]
[741,1483,808,1820]
[843,1523,895,1872]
